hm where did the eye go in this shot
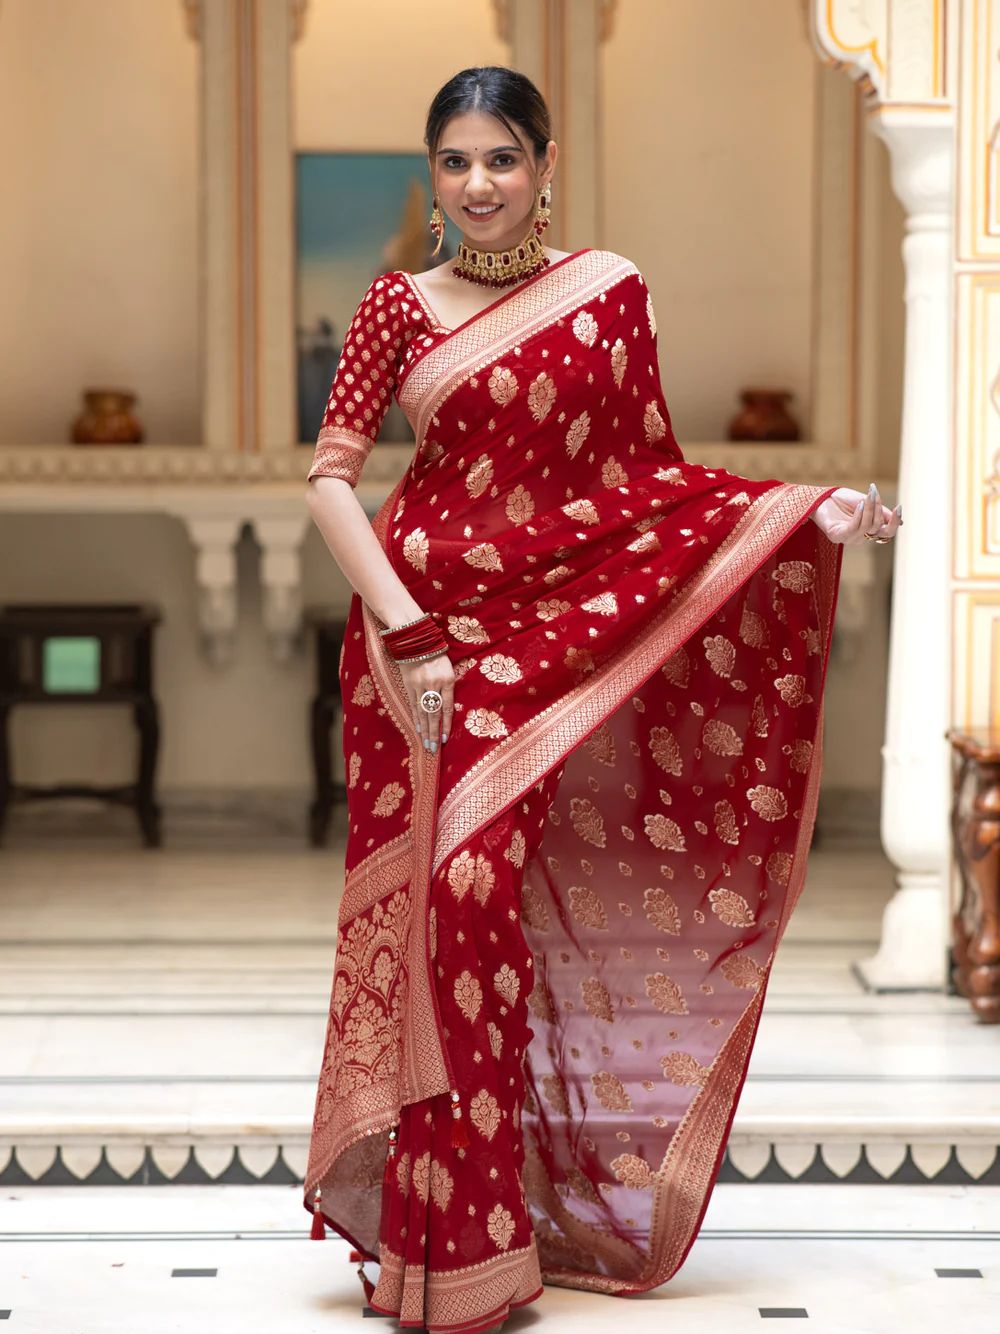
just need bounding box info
[443,156,466,169]
[492,154,516,167]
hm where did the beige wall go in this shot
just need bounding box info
[0,0,200,446]
[0,0,901,803]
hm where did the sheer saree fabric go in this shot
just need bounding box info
[303,249,842,1325]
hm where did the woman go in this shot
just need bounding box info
[303,66,901,1334]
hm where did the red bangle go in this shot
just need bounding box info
[381,614,449,662]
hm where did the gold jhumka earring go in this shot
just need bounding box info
[429,183,554,288]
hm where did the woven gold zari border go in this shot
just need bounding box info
[372,1237,543,1332]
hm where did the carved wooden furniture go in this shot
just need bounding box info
[946,728,1000,1023]
[305,608,347,847]
[0,603,162,848]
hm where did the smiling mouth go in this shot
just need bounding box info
[463,204,503,217]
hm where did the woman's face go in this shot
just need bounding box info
[430,110,556,253]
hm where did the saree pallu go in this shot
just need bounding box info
[304,249,843,1330]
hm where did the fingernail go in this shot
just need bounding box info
[896,503,903,519]
[442,734,449,744]
[868,482,877,498]
[430,741,437,754]
[855,500,864,512]
[423,738,429,751]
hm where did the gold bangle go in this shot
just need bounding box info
[378,612,430,637]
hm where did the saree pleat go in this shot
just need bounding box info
[304,248,843,1327]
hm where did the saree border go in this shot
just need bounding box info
[372,1238,543,1333]
[530,536,842,1296]
[432,481,839,876]
[397,249,638,443]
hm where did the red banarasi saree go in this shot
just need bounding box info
[304,248,842,1333]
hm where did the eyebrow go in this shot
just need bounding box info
[435,145,524,155]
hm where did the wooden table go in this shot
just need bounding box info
[946,727,1000,1022]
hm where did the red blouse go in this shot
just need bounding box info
[307,273,442,488]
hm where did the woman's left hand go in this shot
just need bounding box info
[813,483,903,546]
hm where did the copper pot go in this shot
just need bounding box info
[71,389,144,445]
[727,388,800,442]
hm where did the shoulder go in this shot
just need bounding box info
[586,248,644,282]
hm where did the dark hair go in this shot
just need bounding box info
[424,66,553,172]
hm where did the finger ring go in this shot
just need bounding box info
[863,531,880,541]
[419,690,443,714]
[874,535,891,544]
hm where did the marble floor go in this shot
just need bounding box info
[0,804,997,1329]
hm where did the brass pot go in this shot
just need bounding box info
[71,389,144,445]
[727,388,800,442]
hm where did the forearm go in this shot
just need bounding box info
[306,477,425,626]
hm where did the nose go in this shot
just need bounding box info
[466,162,493,195]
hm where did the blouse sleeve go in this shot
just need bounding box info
[306,273,409,488]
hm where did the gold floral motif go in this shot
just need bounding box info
[585,723,616,766]
[569,797,606,847]
[739,605,770,648]
[610,1152,654,1188]
[470,1088,502,1140]
[772,560,815,593]
[572,309,599,347]
[774,674,807,706]
[448,849,476,902]
[430,1157,454,1212]
[703,719,743,756]
[465,709,508,739]
[661,646,690,687]
[566,411,591,458]
[351,674,375,707]
[786,739,813,772]
[591,1070,633,1111]
[395,1150,411,1194]
[493,962,520,1006]
[643,813,686,852]
[347,752,361,788]
[543,563,572,585]
[565,646,595,673]
[610,338,628,387]
[463,542,503,573]
[627,529,661,555]
[486,1202,516,1251]
[454,970,483,1023]
[566,1165,602,1203]
[766,850,792,886]
[654,465,687,485]
[660,1051,710,1087]
[505,484,535,524]
[402,527,429,573]
[372,782,406,817]
[643,885,681,934]
[581,592,619,617]
[649,725,682,776]
[703,634,736,678]
[527,371,557,422]
[473,853,496,907]
[487,364,519,405]
[447,615,488,644]
[713,799,740,845]
[643,400,667,442]
[480,653,522,684]
[411,1150,431,1202]
[747,785,788,821]
[466,453,494,498]
[541,1072,570,1114]
[720,953,764,990]
[521,881,550,931]
[486,1021,503,1060]
[580,977,615,1022]
[708,886,757,927]
[602,453,626,490]
[644,972,688,1015]
[536,598,572,621]
[561,497,599,525]
[646,291,656,337]
[528,975,556,1021]
[505,829,527,867]
[568,885,609,929]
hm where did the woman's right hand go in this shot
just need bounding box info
[400,652,455,754]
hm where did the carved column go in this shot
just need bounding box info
[810,2,954,989]
[179,515,244,666]
[252,515,312,662]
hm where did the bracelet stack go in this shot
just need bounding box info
[378,612,449,664]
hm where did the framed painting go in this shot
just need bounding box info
[295,151,455,445]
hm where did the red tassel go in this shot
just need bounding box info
[449,1090,470,1150]
[383,1125,398,1186]
[310,1187,326,1240]
[349,1249,376,1304]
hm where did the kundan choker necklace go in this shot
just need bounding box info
[452,229,550,288]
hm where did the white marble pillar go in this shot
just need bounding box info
[854,113,955,991]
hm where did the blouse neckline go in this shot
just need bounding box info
[399,248,594,339]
